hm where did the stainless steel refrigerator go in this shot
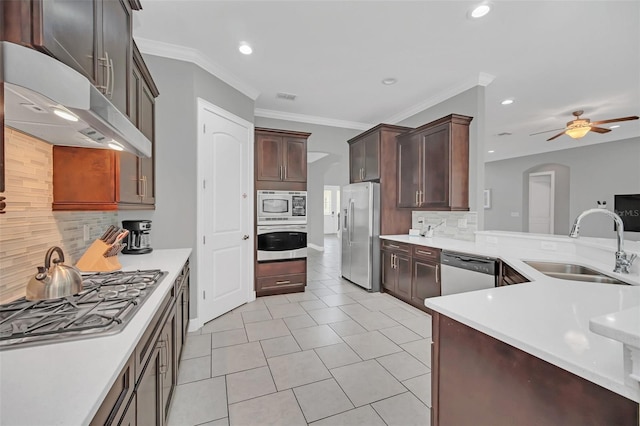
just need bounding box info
[341,182,380,291]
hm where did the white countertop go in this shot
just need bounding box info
[0,248,192,426]
[380,233,640,402]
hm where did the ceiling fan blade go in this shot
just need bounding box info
[591,116,639,125]
[529,128,565,136]
[546,131,567,141]
[589,126,611,134]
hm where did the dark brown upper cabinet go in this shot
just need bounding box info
[2,0,132,117]
[119,42,158,209]
[255,128,310,191]
[397,114,473,211]
[347,124,412,235]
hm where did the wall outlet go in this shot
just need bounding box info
[83,225,90,242]
[457,218,467,229]
[510,212,520,217]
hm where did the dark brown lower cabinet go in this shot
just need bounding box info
[91,259,190,426]
[136,344,161,426]
[255,259,306,296]
[431,313,638,426]
[381,241,440,313]
[410,259,439,310]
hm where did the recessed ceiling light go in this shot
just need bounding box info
[53,108,78,122]
[488,150,495,153]
[609,125,620,129]
[471,4,491,18]
[501,99,514,105]
[108,140,124,151]
[239,43,252,55]
[382,78,397,85]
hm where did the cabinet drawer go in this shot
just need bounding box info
[381,240,410,254]
[412,246,440,262]
[257,274,306,292]
[256,259,306,278]
[90,353,135,426]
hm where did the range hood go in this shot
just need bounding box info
[1,41,151,158]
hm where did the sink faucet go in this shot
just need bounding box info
[569,208,637,274]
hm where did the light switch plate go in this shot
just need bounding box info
[457,218,467,228]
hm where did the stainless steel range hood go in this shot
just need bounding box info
[1,41,151,158]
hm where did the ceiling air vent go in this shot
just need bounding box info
[276,92,297,101]
[497,132,512,136]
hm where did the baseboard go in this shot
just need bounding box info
[308,243,324,252]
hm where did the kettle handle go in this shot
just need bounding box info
[44,246,65,269]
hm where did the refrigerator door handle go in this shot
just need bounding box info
[349,199,355,245]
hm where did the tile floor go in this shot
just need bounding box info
[168,236,432,426]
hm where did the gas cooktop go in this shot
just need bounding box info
[0,269,166,350]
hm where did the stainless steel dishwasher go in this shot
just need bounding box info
[440,251,497,295]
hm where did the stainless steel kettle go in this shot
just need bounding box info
[26,247,83,301]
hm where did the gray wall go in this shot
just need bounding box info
[119,55,255,318]
[485,137,640,241]
[397,86,486,228]
[254,117,361,248]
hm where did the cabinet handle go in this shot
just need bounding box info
[97,51,110,95]
[420,190,424,206]
[284,166,287,180]
[360,168,364,180]
[388,244,399,248]
[158,338,167,375]
[390,253,395,269]
[275,280,291,285]
[279,166,283,180]
[415,190,419,206]
[435,264,439,284]
[417,250,432,255]
[108,56,115,99]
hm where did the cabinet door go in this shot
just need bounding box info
[349,140,365,183]
[362,132,380,181]
[381,251,396,292]
[160,310,176,423]
[411,259,440,308]
[421,124,450,207]
[99,0,131,115]
[136,347,161,426]
[139,83,156,204]
[397,135,421,208]
[36,0,96,82]
[118,152,140,204]
[395,254,412,300]
[282,137,307,182]
[256,135,283,181]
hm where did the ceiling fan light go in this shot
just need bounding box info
[565,126,591,139]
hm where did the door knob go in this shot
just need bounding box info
[242,235,250,240]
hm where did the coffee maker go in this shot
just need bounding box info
[121,220,153,254]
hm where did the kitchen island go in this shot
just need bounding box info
[380,232,640,424]
[0,248,192,426]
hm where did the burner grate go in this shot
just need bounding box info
[0,269,166,349]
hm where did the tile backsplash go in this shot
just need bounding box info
[0,129,117,303]
[411,211,478,241]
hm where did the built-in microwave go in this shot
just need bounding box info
[257,225,307,261]
[257,190,307,225]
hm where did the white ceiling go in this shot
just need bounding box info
[134,1,640,162]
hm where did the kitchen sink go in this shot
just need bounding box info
[522,261,631,285]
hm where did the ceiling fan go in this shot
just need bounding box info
[530,110,639,141]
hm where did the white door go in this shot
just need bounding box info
[198,99,253,325]
[528,171,555,234]
[323,186,340,234]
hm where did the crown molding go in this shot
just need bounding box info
[135,37,260,100]
[254,108,373,131]
[384,72,496,124]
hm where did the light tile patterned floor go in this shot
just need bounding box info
[168,236,432,426]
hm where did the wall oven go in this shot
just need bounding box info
[257,190,307,225]
[257,225,307,261]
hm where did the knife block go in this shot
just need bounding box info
[76,240,122,272]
